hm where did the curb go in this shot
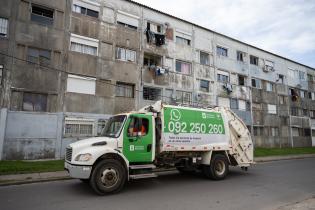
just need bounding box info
[1,154,315,186]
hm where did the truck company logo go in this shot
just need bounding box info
[170,109,181,121]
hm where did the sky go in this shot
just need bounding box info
[133,0,315,68]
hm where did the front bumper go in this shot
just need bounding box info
[64,162,92,179]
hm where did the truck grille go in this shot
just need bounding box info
[66,147,72,162]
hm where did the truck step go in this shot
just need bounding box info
[129,164,156,170]
[129,173,158,180]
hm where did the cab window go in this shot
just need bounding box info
[127,117,149,137]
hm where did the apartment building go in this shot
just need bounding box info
[0,0,314,160]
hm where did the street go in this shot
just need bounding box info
[0,158,314,210]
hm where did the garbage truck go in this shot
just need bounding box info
[64,101,254,195]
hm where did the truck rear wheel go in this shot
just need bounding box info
[203,154,229,180]
[89,159,126,195]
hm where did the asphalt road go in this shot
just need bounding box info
[0,158,314,210]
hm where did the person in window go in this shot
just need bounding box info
[128,118,148,137]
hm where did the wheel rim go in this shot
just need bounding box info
[100,168,119,188]
[214,160,225,176]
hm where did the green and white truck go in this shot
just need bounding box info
[65,101,254,195]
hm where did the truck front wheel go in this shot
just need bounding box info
[89,159,126,195]
[203,154,229,180]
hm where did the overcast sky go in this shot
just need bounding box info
[133,0,315,68]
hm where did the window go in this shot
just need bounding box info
[239,100,246,111]
[66,74,96,95]
[143,87,161,101]
[200,80,210,92]
[250,55,259,65]
[218,97,230,108]
[97,119,108,136]
[176,90,192,104]
[116,82,134,98]
[200,51,210,65]
[299,71,306,81]
[164,89,174,103]
[23,92,47,112]
[147,22,162,33]
[64,117,95,137]
[292,128,300,137]
[176,36,191,46]
[27,47,51,66]
[0,18,8,37]
[216,46,228,57]
[307,74,314,82]
[175,60,191,75]
[279,95,285,105]
[70,34,99,56]
[302,109,308,116]
[217,70,229,83]
[117,11,139,30]
[253,126,263,136]
[238,75,246,86]
[277,74,284,84]
[237,51,245,62]
[300,90,306,98]
[246,101,251,111]
[72,4,99,18]
[116,47,136,62]
[0,64,3,85]
[251,78,261,89]
[310,110,315,119]
[266,82,273,92]
[230,98,238,109]
[31,5,54,25]
[270,127,279,137]
[143,53,162,66]
[127,117,149,137]
[267,104,277,114]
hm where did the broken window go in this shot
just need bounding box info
[200,80,210,92]
[116,47,136,62]
[176,90,192,104]
[250,55,259,65]
[116,82,134,98]
[251,78,261,89]
[72,4,99,18]
[216,46,228,57]
[0,17,8,37]
[175,60,191,75]
[176,36,191,46]
[31,5,54,25]
[27,47,51,66]
[23,92,47,112]
[238,75,246,86]
[200,51,210,65]
[237,51,245,62]
[143,87,162,101]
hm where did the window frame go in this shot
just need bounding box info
[250,55,259,66]
[199,79,210,92]
[31,4,54,26]
[22,92,48,112]
[116,47,137,63]
[200,51,210,65]
[216,46,228,57]
[0,17,8,37]
[27,47,51,66]
[115,82,135,98]
[143,86,162,101]
[175,60,191,75]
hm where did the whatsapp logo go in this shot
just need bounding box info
[170,109,181,121]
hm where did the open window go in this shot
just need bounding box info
[31,4,54,25]
[127,117,149,137]
[143,53,162,67]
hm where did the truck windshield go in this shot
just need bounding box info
[101,115,126,138]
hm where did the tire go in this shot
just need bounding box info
[203,154,229,180]
[89,159,127,195]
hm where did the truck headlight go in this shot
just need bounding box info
[75,153,92,162]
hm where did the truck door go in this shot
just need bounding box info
[123,114,154,163]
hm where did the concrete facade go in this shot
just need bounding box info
[0,0,314,159]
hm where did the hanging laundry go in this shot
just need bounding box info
[155,34,165,46]
[145,28,155,44]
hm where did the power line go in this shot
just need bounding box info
[1,51,315,113]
